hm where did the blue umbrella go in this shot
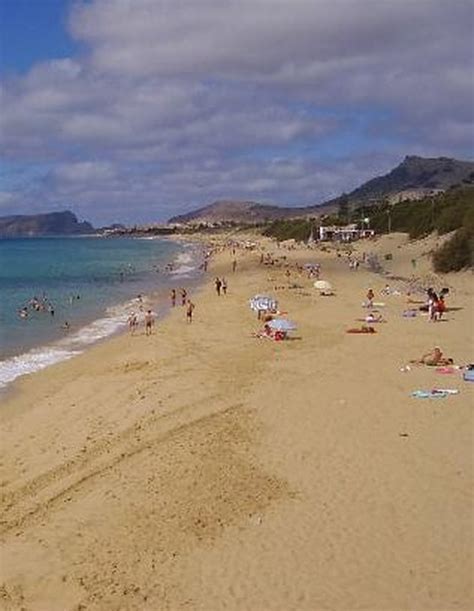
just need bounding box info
[267,318,297,332]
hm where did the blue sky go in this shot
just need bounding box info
[0,0,78,75]
[1,0,473,224]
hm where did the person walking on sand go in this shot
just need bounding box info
[221,277,227,295]
[127,311,138,335]
[186,299,195,323]
[215,277,222,296]
[232,259,237,273]
[170,288,176,307]
[366,288,374,308]
[144,309,155,336]
[180,288,187,306]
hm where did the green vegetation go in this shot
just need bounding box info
[363,186,473,239]
[337,193,350,224]
[261,219,313,242]
[432,228,474,272]
[260,186,473,272]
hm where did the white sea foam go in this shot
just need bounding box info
[168,250,198,277]
[0,310,129,389]
[175,252,194,264]
[170,264,196,276]
[0,347,81,389]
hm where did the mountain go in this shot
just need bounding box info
[168,200,310,224]
[0,211,95,237]
[344,155,474,202]
[167,156,474,224]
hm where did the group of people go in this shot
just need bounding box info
[170,288,188,307]
[18,294,56,319]
[214,277,227,296]
[425,287,447,322]
[17,294,81,332]
[169,288,195,322]
[127,309,156,335]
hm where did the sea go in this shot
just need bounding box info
[0,236,203,390]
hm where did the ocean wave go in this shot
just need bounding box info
[169,264,196,276]
[0,347,81,389]
[174,252,194,264]
[0,310,129,389]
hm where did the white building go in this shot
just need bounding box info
[318,224,375,242]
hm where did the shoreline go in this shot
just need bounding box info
[1,232,472,610]
[0,236,206,393]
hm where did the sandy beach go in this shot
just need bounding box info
[1,233,472,611]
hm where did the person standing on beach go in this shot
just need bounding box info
[232,259,237,273]
[181,288,187,306]
[215,277,222,296]
[144,309,155,335]
[170,289,176,307]
[127,311,138,335]
[221,278,227,295]
[186,299,195,323]
[366,288,374,308]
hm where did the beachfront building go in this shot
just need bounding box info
[318,223,375,242]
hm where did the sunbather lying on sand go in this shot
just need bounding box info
[346,325,377,334]
[362,313,385,323]
[253,323,274,339]
[410,347,453,366]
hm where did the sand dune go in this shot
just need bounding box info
[1,233,472,610]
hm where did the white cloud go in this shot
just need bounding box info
[0,0,472,222]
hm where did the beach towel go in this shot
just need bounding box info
[435,367,456,374]
[411,389,459,399]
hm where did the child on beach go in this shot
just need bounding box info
[180,288,187,306]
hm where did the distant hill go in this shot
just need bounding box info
[167,156,474,224]
[168,200,309,224]
[344,155,474,202]
[0,211,95,237]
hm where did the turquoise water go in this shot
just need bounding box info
[0,236,201,388]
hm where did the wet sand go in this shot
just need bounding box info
[1,233,472,610]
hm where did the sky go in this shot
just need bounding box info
[0,0,473,225]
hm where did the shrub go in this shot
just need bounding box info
[432,227,474,272]
[261,219,313,242]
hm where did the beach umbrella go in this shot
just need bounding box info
[267,318,297,332]
[314,280,332,291]
[249,295,278,312]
